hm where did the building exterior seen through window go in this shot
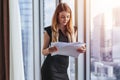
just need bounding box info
[90,0,120,80]
[19,0,34,80]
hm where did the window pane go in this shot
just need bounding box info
[40,0,56,64]
[90,0,120,80]
[19,0,34,80]
[43,0,56,27]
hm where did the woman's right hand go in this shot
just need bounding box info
[48,46,58,54]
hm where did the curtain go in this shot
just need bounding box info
[0,0,9,80]
[9,0,25,80]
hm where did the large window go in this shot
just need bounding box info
[19,0,40,80]
[89,0,120,80]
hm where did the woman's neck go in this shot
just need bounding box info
[58,25,66,32]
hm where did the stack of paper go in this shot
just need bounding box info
[51,42,85,58]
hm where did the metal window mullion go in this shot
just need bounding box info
[74,0,78,80]
[39,0,44,67]
[75,0,85,80]
[86,0,91,80]
[33,0,41,80]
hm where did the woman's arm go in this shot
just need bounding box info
[42,31,57,56]
[42,31,50,56]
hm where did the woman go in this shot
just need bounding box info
[41,3,86,80]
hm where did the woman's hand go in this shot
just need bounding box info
[48,46,58,53]
[77,45,86,53]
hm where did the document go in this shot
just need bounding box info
[51,42,85,58]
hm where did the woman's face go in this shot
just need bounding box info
[58,11,70,27]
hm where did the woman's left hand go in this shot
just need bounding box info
[76,45,86,53]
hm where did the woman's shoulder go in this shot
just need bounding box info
[44,26,52,37]
[44,26,51,31]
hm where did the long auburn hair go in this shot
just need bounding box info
[51,3,75,42]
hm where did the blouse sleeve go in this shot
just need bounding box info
[44,26,52,43]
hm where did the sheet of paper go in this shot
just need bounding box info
[51,42,85,58]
